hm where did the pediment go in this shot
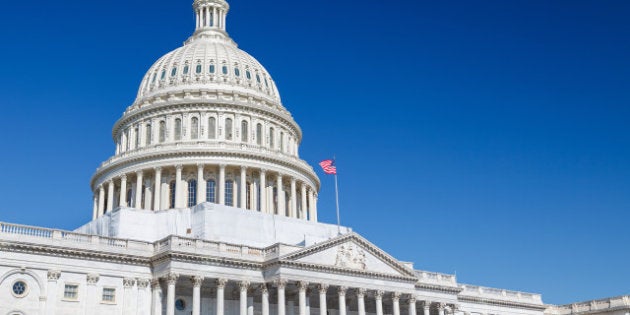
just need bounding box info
[280,233,417,278]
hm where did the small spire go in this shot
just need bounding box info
[193,0,230,33]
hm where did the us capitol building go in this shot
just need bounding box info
[0,1,627,314]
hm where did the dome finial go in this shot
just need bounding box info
[193,0,230,33]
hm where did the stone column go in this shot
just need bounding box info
[277,174,285,215]
[165,274,178,315]
[197,164,206,204]
[357,288,366,315]
[92,195,98,220]
[290,178,297,218]
[151,280,163,315]
[298,281,309,315]
[438,303,446,315]
[175,165,183,208]
[393,293,401,315]
[422,301,431,315]
[192,276,204,315]
[217,278,228,315]
[240,166,248,209]
[154,167,162,211]
[261,284,270,315]
[277,279,287,315]
[318,284,328,315]
[259,169,267,213]
[120,175,128,207]
[240,281,250,315]
[409,297,417,315]
[107,180,114,212]
[375,291,384,315]
[310,192,318,222]
[135,170,144,208]
[137,279,151,315]
[98,186,105,217]
[46,270,60,315]
[300,184,307,219]
[338,286,347,315]
[84,274,99,314]
[219,164,226,205]
[123,278,136,314]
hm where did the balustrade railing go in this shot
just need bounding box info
[459,284,543,304]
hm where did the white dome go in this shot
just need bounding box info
[135,36,281,107]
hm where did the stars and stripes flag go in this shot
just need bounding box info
[319,159,337,175]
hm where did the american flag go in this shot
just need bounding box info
[319,159,337,175]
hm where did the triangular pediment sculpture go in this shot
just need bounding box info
[280,233,417,279]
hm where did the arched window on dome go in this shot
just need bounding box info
[256,74,261,83]
[183,65,189,75]
[169,181,176,209]
[269,127,275,148]
[191,117,199,140]
[209,64,215,74]
[146,123,152,145]
[256,123,262,145]
[241,120,248,143]
[206,179,216,203]
[234,67,241,77]
[208,117,216,139]
[171,67,177,77]
[187,179,197,207]
[225,118,233,140]
[225,180,234,206]
[161,70,166,80]
[174,118,182,141]
[196,64,202,74]
[151,73,157,83]
[222,65,228,75]
[246,70,252,80]
[159,121,166,143]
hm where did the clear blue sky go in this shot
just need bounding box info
[0,0,628,305]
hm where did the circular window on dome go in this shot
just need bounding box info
[11,280,28,298]
[175,298,186,310]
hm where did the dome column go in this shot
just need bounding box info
[119,175,128,208]
[290,178,297,218]
[259,170,267,213]
[219,164,226,205]
[98,185,105,217]
[300,183,307,219]
[175,165,183,208]
[135,170,144,209]
[240,166,247,209]
[92,195,98,220]
[197,164,206,204]
[107,180,114,212]
[154,167,162,211]
[277,174,285,216]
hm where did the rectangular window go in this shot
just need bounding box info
[64,284,79,300]
[225,180,234,206]
[102,288,116,303]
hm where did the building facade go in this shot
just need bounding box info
[0,1,628,315]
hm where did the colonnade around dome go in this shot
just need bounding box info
[92,164,318,222]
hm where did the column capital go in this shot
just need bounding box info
[260,168,267,174]
[318,283,329,294]
[86,273,99,285]
[392,292,401,301]
[219,164,227,169]
[192,276,204,287]
[47,270,61,282]
[120,174,127,181]
[338,286,347,296]
[151,279,161,289]
[137,278,151,289]
[275,279,287,289]
[155,166,163,172]
[259,283,269,294]
[291,177,296,184]
[197,163,205,169]
[375,290,384,299]
[437,303,447,310]
[409,296,417,304]
[166,273,179,285]
[124,278,136,288]
[241,165,248,171]
[99,185,105,191]
[298,281,309,291]
[239,280,250,291]
[422,301,432,309]
[175,164,183,171]
[356,288,366,298]
[217,278,228,288]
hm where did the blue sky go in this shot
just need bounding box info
[0,0,629,305]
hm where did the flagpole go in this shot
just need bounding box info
[334,172,341,235]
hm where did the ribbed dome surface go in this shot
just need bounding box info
[135,37,281,106]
